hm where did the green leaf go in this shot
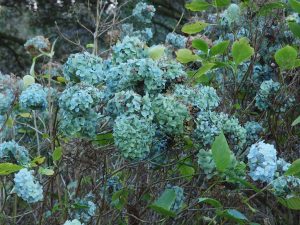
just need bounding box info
[176,49,199,63]
[194,63,215,78]
[258,2,286,16]
[56,76,66,83]
[30,156,46,167]
[86,43,94,48]
[38,167,54,176]
[292,115,300,126]
[18,113,31,118]
[192,39,209,53]
[185,0,211,11]
[211,132,231,172]
[181,22,209,34]
[23,75,35,88]
[0,163,23,175]
[150,189,177,217]
[278,196,300,210]
[222,209,248,222]
[178,159,195,181]
[210,41,230,56]
[288,22,300,39]
[148,45,165,60]
[111,189,129,210]
[289,0,300,13]
[213,0,231,8]
[285,159,300,177]
[232,38,254,65]
[275,45,298,70]
[198,197,223,208]
[52,147,62,161]
[93,133,114,146]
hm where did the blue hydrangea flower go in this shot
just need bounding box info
[13,168,43,203]
[112,36,146,64]
[101,176,123,205]
[113,115,155,160]
[24,36,50,54]
[152,94,189,135]
[159,59,187,80]
[72,194,96,223]
[0,140,30,165]
[247,141,277,183]
[0,85,14,114]
[255,79,280,111]
[271,175,300,197]
[59,110,101,138]
[197,149,216,179]
[220,4,241,26]
[63,52,104,85]
[132,2,156,23]
[59,83,102,115]
[63,219,83,225]
[106,90,153,120]
[19,83,48,111]
[174,84,220,110]
[276,158,291,174]
[244,121,264,146]
[165,33,187,49]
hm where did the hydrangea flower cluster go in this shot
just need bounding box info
[58,83,103,138]
[148,132,169,166]
[255,79,281,111]
[59,84,102,115]
[174,84,220,111]
[0,140,29,165]
[112,36,146,64]
[19,83,48,111]
[13,168,43,203]
[132,2,155,24]
[101,176,123,204]
[63,219,82,225]
[106,90,153,120]
[247,141,277,183]
[276,158,291,175]
[24,36,51,55]
[165,33,187,49]
[152,94,189,135]
[220,4,241,27]
[244,121,264,146]
[71,194,96,223]
[194,111,246,151]
[120,24,153,42]
[197,149,216,179]
[166,185,185,212]
[0,75,15,114]
[113,115,155,160]
[271,175,300,197]
[63,52,104,85]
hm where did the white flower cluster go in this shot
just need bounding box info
[247,141,277,183]
[13,168,43,203]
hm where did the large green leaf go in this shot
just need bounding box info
[52,147,62,161]
[176,49,199,63]
[289,0,300,13]
[210,40,230,56]
[258,2,286,16]
[211,132,231,172]
[213,0,231,7]
[192,39,209,53]
[150,189,177,217]
[278,196,300,210]
[178,158,195,181]
[0,163,23,175]
[292,115,300,126]
[288,22,300,38]
[182,22,209,34]
[93,133,114,146]
[222,209,248,223]
[198,197,223,208]
[232,38,254,65]
[275,45,298,70]
[185,0,211,11]
[148,45,165,60]
[285,159,300,177]
[194,63,215,78]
